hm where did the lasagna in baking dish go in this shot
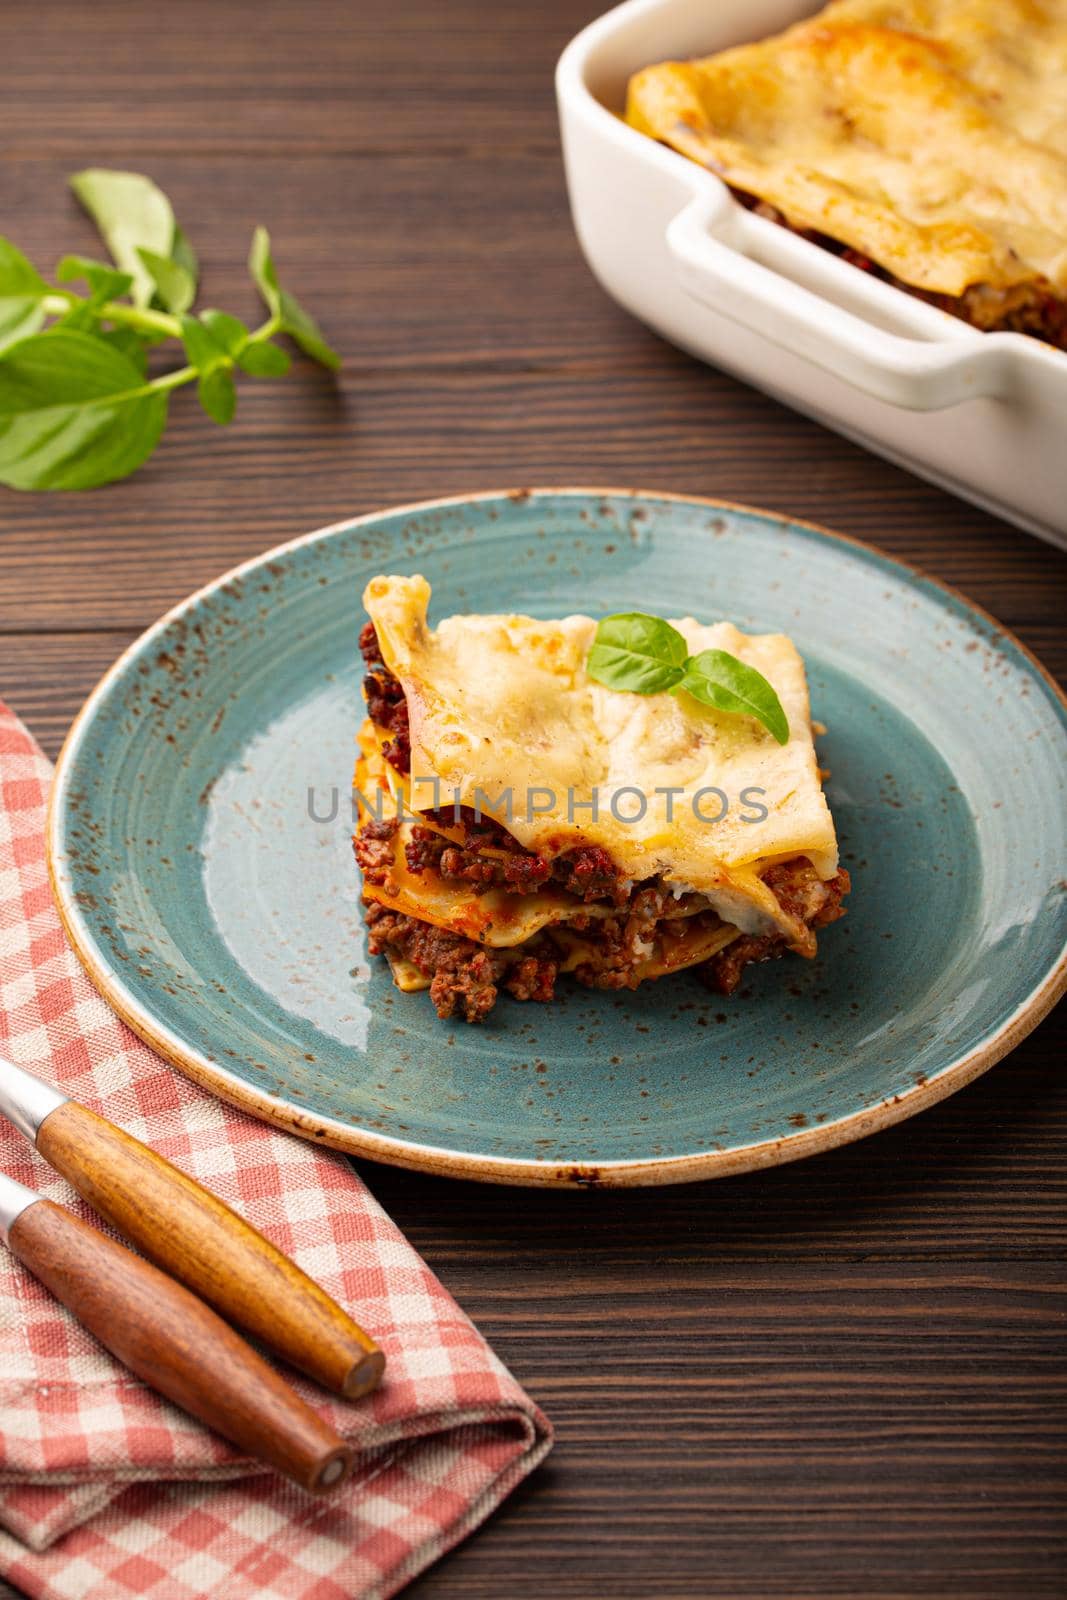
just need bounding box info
[353,575,849,1022]
[626,0,1067,350]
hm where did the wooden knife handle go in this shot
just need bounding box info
[8,1199,353,1494]
[36,1101,385,1400]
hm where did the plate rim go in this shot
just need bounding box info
[46,487,1067,1188]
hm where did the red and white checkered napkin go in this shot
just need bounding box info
[0,700,551,1600]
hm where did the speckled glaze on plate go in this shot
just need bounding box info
[48,490,1067,1186]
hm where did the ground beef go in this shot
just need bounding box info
[701,865,851,995]
[762,857,845,928]
[403,825,449,876]
[504,953,558,1004]
[360,623,411,774]
[703,933,777,997]
[557,845,627,903]
[358,619,384,667]
[365,905,499,1021]
[352,817,399,886]
[501,850,554,892]
[403,826,631,905]
[363,672,410,775]
[361,860,849,1019]
[364,903,558,1022]
[570,886,671,990]
[427,807,513,849]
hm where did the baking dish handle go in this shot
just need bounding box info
[667,197,1007,411]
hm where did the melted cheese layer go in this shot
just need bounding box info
[626,0,1067,298]
[362,575,838,935]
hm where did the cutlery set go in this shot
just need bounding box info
[0,1054,384,1492]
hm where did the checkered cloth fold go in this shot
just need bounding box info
[0,700,551,1600]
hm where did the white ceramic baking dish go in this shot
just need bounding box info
[557,0,1067,548]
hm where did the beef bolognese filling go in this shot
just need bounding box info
[355,622,850,1021]
[737,195,1067,352]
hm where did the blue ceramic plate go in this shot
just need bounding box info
[48,491,1067,1186]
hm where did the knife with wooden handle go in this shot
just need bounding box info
[0,1172,352,1493]
[0,1055,384,1399]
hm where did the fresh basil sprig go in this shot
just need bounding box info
[70,169,190,310]
[249,227,340,373]
[587,612,789,744]
[0,241,48,348]
[0,169,340,491]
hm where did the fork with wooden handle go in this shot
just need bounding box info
[0,1171,352,1493]
[0,1054,385,1399]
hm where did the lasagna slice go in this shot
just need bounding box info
[626,0,1067,351]
[352,576,848,1022]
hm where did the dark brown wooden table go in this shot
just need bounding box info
[3,4,1065,1595]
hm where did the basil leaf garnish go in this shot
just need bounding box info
[677,648,789,744]
[586,612,689,694]
[586,613,790,744]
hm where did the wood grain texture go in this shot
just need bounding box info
[36,1101,385,1398]
[7,1200,353,1493]
[2,0,1064,1593]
